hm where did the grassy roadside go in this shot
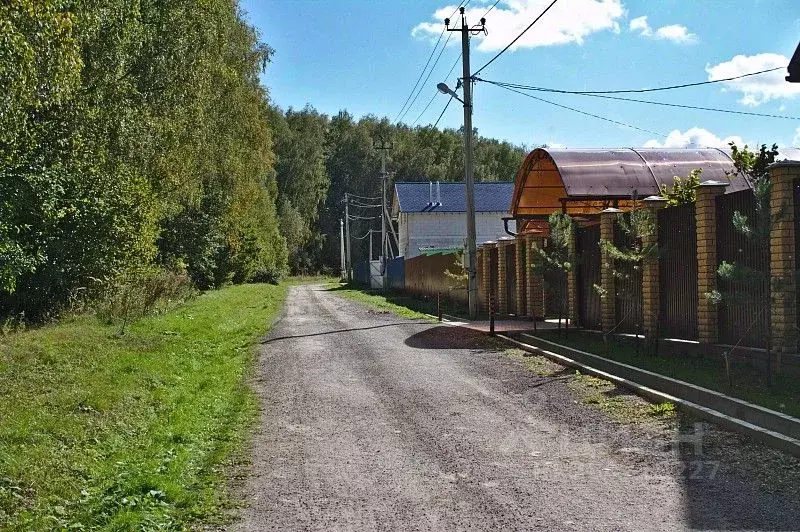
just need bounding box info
[326,282,434,321]
[0,283,286,530]
[533,330,800,419]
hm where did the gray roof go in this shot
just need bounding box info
[394,181,514,213]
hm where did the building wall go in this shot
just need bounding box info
[398,211,509,258]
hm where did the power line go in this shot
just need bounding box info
[433,96,455,128]
[412,52,463,126]
[484,79,667,137]
[477,78,800,120]
[347,214,379,221]
[399,31,456,123]
[479,66,784,95]
[394,0,468,123]
[473,0,559,77]
[346,193,381,201]
[482,0,501,18]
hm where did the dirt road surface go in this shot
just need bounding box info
[233,284,800,531]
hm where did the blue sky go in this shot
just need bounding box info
[242,0,800,150]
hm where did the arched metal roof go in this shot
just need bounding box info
[511,148,750,217]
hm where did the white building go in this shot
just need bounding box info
[391,181,514,259]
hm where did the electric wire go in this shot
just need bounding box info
[478,66,784,95]
[412,52,463,126]
[347,214,379,221]
[482,0,501,18]
[484,79,667,137]
[399,31,456,123]
[346,193,381,201]
[394,0,468,123]
[473,0,559,77]
[433,96,455,128]
[477,78,800,120]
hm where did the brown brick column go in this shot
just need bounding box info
[476,247,485,313]
[497,239,511,315]
[515,233,527,316]
[770,163,799,367]
[641,196,667,338]
[567,224,579,326]
[482,242,495,315]
[600,208,620,332]
[526,233,544,319]
[696,181,728,344]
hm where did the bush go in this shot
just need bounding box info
[95,269,196,334]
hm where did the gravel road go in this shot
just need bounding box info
[233,284,800,531]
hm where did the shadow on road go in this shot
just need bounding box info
[404,326,492,350]
[262,322,429,344]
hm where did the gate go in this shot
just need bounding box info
[613,222,643,334]
[577,224,602,329]
[543,269,568,317]
[716,189,769,347]
[658,204,698,339]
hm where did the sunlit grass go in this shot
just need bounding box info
[0,283,286,530]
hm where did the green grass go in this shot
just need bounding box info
[534,330,800,419]
[0,283,287,530]
[326,283,435,321]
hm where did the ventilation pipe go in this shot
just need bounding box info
[436,181,441,206]
[428,181,433,206]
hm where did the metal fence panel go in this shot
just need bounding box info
[716,189,769,347]
[577,224,602,329]
[658,204,698,339]
[614,221,643,334]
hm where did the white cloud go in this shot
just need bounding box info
[706,53,800,106]
[643,127,744,149]
[629,16,650,35]
[793,127,800,147]
[546,142,567,149]
[628,15,696,43]
[412,0,625,52]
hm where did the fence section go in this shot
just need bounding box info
[716,189,769,347]
[613,222,643,334]
[577,224,602,329]
[658,203,698,339]
[404,252,468,303]
[386,257,405,291]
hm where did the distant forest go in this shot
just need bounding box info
[0,1,527,320]
[269,106,528,274]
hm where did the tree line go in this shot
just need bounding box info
[270,108,527,274]
[0,1,527,321]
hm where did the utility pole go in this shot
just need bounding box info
[447,7,485,319]
[339,218,346,280]
[369,229,373,262]
[344,193,352,282]
[374,137,393,289]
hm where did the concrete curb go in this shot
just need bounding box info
[497,333,800,458]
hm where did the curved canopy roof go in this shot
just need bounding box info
[511,148,750,217]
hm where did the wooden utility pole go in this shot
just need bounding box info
[447,7,485,319]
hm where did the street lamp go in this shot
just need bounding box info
[437,83,464,103]
[437,76,479,319]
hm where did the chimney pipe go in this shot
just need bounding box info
[436,181,441,206]
[428,181,433,206]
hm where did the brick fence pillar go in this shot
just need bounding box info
[695,180,728,344]
[526,233,544,319]
[482,242,495,315]
[770,162,800,369]
[476,247,485,313]
[642,196,667,338]
[567,224,579,326]
[600,208,621,332]
[515,233,527,316]
[497,239,511,315]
